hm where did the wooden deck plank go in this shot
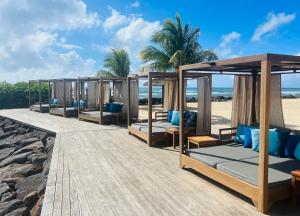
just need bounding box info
[0,109,264,216]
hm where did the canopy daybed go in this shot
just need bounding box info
[127,72,199,146]
[49,78,78,118]
[179,53,300,213]
[77,77,128,125]
[28,79,50,113]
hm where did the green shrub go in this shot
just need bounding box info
[0,81,49,109]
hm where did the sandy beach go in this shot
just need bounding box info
[139,98,300,134]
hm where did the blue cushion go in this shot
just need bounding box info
[235,124,246,144]
[243,127,252,148]
[73,100,78,108]
[171,111,180,126]
[294,142,300,160]
[167,110,173,122]
[184,112,197,128]
[52,98,58,105]
[251,129,260,151]
[109,103,123,113]
[104,103,111,112]
[285,135,300,158]
[80,100,86,109]
[251,128,280,156]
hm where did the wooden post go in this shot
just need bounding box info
[148,72,153,146]
[179,69,185,167]
[137,77,139,120]
[63,80,66,117]
[127,77,131,127]
[48,81,51,110]
[162,85,164,108]
[257,60,271,213]
[77,79,81,117]
[28,81,31,108]
[38,81,42,111]
[100,78,103,124]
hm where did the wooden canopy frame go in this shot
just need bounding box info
[77,77,127,125]
[48,78,78,118]
[127,71,200,146]
[28,79,50,113]
[179,53,300,213]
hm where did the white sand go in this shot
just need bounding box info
[138,99,300,134]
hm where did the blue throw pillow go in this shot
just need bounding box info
[52,98,58,105]
[251,128,260,151]
[185,112,197,128]
[104,103,111,112]
[285,135,300,158]
[294,142,300,160]
[243,127,252,148]
[109,103,123,113]
[235,124,246,144]
[269,130,284,157]
[73,99,78,108]
[167,110,173,122]
[80,100,86,109]
[171,111,180,126]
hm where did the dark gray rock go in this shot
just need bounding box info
[30,154,47,165]
[45,136,55,153]
[0,164,42,182]
[16,127,28,135]
[1,191,16,202]
[15,174,42,200]
[32,130,50,142]
[5,207,28,216]
[23,191,38,207]
[30,194,44,216]
[0,199,23,215]
[16,137,39,148]
[3,125,16,133]
[0,182,11,197]
[0,147,15,162]
[13,141,44,156]
[0,132,14,141]
[0,152,32,168]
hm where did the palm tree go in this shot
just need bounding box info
[140,13,217,72]
[99,48,130,77]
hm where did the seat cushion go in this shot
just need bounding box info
[217,156,300,187]
[285,135,300,158]
[185,143,258,168]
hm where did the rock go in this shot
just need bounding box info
[23,191,38,207]
[0,147,15,161]
[30,194,44,216]
[31,154,47,165]
[3,125,16,133]
[16,127,28,135]
[13,141,44,156]
[1,191,16,202]
[0,132,14,140]
[16,137,39,148]
[0,182,11,197]
[32,130,50,142]
[0,199,23,215]
[45,137,55,153]
[0,152,32,168]
[15,174,42,200]
[0,164,42,182]
[3,119,13,126]
[5,206,28,216]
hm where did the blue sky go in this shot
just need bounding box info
[0,0,299,87]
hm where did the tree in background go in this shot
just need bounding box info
[140,13,217,72]
[97,49,130,77]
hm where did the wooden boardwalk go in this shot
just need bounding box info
[0,109,289,216]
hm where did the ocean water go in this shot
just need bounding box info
[138,87,300,99]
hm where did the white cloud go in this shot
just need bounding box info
[216,32,241,58]
[103,7,131,30]
[251,12,296,42]
[97,8,161,71]
[130,1,140,8]
[0,0,99,83]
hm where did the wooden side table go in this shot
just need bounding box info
[166,127,180,149]
[291,170,300,205]
[187,135,218,149]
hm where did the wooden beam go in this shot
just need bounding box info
[148,72,153,146]
[39,81,42,110]
[77,79,81,117]
[257,60,271,213]
[100,78,103,125]
[179,69,185,167]
[48,81,51,110]
[127,77,131,127]
[63,80,66,117]
[28,81,31,108]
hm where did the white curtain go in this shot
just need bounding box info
[163,79,179,111]
[102,81,111,104]
[113,80,128,113]
[196,76,211,134]
[87,81,97,109]
[130,79,139,119]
